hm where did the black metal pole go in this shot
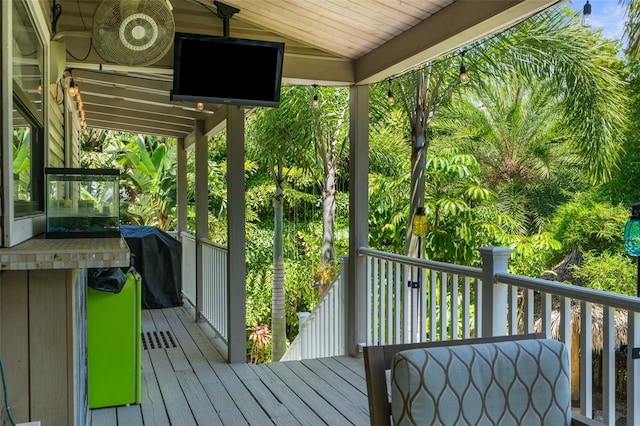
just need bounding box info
[417,236,422,284]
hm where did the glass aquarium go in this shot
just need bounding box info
[45,168,120,238]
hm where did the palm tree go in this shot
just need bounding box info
[620,0,640,57]
[434,77,583,235]
[247,85,315,361]
[393,5,628,257]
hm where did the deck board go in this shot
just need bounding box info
[115,404,144,425]
[90,305,368,426]
[266,362,353,425]
[148,348,198,426]
[139,350,172,426]
[249,363,326,426]
[279,361,371,425]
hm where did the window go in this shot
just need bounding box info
[13,87,45,216]
[2,0,47,245]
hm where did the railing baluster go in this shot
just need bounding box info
[378,260,389,345]
[387,260,392,344]
[373,258,380,344]
[366,256,372,346]
[580,301,593,417]
[395,262,401,344]
[462,276,471,339]
[451,274,459,339]
[508,286,517,335]
[602,306,615,425]
[420,267,427,341]
[440,272,447,340]
[542,291,551,337]
[524,289,534,333]
[429,270,437,340]
[628,311,640,425]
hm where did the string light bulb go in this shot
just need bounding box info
[68,79,77,96]
[312,84,318,109]
[196,102,204,110]
[459,51,469,84]
[582,1,592,27]
[387,79,394,105]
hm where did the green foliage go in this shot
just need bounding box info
[600,59,640,205]
[481,6,629,183]
[547,195,628,257]
[573,251,638,296]
[244,225,325,355]
[12,127,31,198]
[421,147,496,265]
[118,135,177,230]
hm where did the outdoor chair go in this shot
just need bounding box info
[363,333,604,426]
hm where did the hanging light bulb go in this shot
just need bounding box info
[196,102,204,110]
[412,206,428,237]
[459,52,469,84]
[312,84,318,109]
[387,79,394,105]
[582,1,592,27]
[68,79,77,96]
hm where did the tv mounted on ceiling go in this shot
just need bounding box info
[170,32,285,108]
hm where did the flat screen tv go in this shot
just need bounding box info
[170,32,285,108]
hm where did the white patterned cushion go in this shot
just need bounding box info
[391,339,571,426]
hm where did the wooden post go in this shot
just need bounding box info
[347,85,369,357]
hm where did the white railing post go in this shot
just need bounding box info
[478,246,512,338]
[629,311,640,425]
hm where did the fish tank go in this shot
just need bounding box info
[45,168,120,238]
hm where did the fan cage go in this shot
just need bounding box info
[92,0,175,67]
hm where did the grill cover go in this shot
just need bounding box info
[120,225,182,309]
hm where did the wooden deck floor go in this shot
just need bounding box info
[89,306,369,426]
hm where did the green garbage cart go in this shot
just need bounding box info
[87,267,142,408]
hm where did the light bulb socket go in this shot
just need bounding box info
[68,79,77,96]
[459,64,468,83]
[582,1,592,27]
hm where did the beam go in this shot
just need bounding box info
[355,0,562,84]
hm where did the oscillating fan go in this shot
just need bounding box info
[92,0,175,66]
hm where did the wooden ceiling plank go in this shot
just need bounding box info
[88,111,194,133]
[86,120,186,138]
[85,104,196,128]
[79,94,208,120]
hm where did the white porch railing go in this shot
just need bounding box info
[184,239,640,423]
[358,246,640,425]
[360,247,482,345]
[201,238,228,342]
[280,256,348,361]
[180,232,196,306]
[180,232,228,344]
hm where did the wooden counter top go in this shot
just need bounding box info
[0,236,130,270]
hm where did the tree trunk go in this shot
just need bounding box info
[404,71,428,257]
[321,166,336,264]
[271,178,286,361]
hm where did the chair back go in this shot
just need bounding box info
[363,333,547,426]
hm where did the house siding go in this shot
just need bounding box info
[48,87,65,167]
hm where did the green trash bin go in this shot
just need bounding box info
[87,267,142,408]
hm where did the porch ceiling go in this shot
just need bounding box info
[52,0,562,139]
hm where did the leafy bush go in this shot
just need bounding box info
[572,251,638,296]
